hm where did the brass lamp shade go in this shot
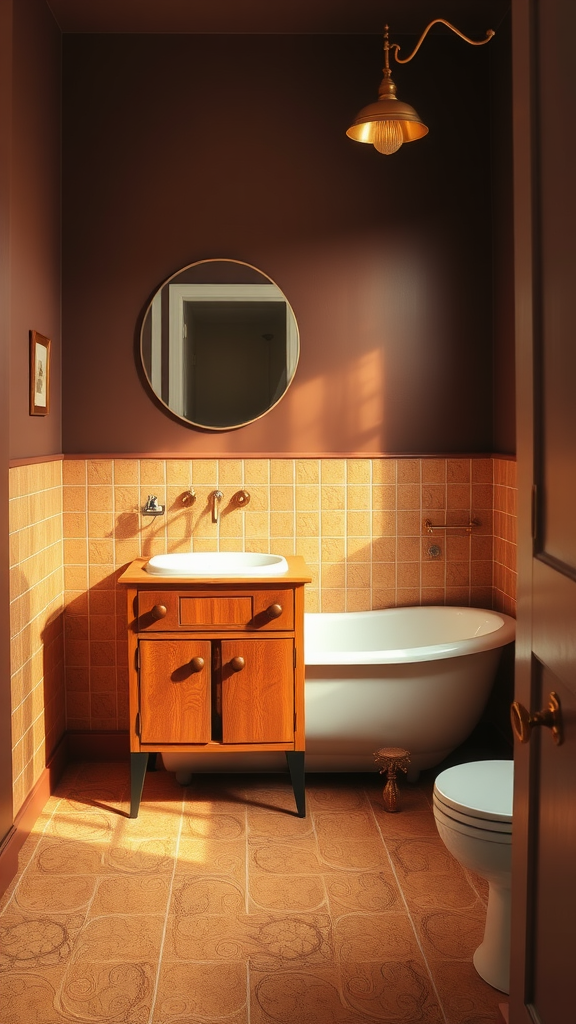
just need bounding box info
[346,58,428,154]
[347,20,494,155]
[346,97,429,146]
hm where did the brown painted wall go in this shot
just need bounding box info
[0,0,14,844]
[62,33,509,456]
[490,12,516,454]
[9,0,61,460]
[2,0,61,842]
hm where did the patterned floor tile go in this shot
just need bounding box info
[171,875,246,916]
[57,959,155,1022]
[247,807,315,840]
[91,874,171,916]
[324,870,401,917]
[71,914,165,962]
[317,836,390,871]
[388,836,481,912]
[248,873,327,912]
[175,836,246,881]
[430,959,506,1023]
[413,904,488,962]
[104,836,178,874]
[313,808,382,840]
[28,835,108,876]
[250,966,369,1024]
[153,961,248,1022]
[0,908,86,972]
[249,838,324,876]
[334,910,423,963]
[306,779,372,813]
[181,808,246,840]
[13,870,96,914]
[165,912,335,970]
[340,960,444,1022]
[0,970,69,1024]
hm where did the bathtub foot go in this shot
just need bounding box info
[129,752,149,818]
[175,770,193,786]
[285,752,306,817]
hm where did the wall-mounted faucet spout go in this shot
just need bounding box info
[211,490,223,524]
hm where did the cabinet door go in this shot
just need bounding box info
[139,639,211,743]
[220,639,294,744]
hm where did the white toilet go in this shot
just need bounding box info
[432,759,513,994]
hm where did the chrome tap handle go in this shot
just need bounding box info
[211,490,224,524]
[143,494,165,516]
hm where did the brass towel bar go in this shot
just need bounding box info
[424,518,480,534]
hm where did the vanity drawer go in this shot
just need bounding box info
[137,588,295,631]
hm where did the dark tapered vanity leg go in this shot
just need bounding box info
[130,752,149,818]
[147,752,158,772]
[285,751,306,817]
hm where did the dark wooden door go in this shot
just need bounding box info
[511,1,576,1020]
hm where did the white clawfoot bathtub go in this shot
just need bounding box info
[162,605,515,780]
[302,605,515,776]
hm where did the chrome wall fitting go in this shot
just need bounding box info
[142,495,165,516]
[232,490,251,507]
[211,489,224,524]
[424,518,480,534]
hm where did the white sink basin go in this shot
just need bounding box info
[144,552,289,577]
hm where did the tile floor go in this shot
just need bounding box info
[0,762,507,1023]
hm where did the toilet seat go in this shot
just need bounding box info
[433,801,512,843]
[433,760,513,840]
[434,759,513,820]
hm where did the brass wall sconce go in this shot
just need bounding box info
[346,18,495,155]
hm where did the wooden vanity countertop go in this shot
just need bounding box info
[117,555,312,586]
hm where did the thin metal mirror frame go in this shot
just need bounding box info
[140,257,300,431]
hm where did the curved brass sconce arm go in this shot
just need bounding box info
[390,19,495,64]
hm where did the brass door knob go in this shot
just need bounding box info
[266,603,283,619]
[230,656,245,672]
[151,604,167,620]
[189,657,205,673]
[511,691,563,746]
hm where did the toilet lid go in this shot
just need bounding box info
[433,759,513,822]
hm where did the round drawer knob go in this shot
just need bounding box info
[189,657,205,673]
[230,656,245,672]
[151,604,167,620]
[267,603,283,619]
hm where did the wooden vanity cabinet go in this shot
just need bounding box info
[118,556,311,818]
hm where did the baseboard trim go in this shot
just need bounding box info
[0,734,68,897]
[67,730,130,761]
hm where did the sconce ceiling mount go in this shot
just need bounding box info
[346,19,495,156]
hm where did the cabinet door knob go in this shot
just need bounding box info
[151,604,167,620]
[189,656,205,673]
[267,603,283,619]
[230,656,245,672]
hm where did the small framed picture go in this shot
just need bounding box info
[29,330,51,416]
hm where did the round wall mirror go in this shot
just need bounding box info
[140,258,300,430]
